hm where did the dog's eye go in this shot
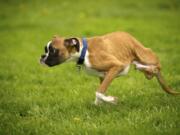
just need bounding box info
[49,46,59,56]
[54,49,59,56]
[49,45,54,53]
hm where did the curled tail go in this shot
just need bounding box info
[156,72,180,95]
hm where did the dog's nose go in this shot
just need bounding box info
[41,54,46,58]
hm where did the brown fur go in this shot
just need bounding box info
[51,32,179,95]
[87,32,160,70]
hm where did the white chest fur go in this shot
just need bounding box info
[84,51,130,77]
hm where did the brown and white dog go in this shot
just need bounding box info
[40,32,179,105]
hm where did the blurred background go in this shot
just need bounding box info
[0,0,180,135]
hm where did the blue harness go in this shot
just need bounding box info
[77,38,88,66]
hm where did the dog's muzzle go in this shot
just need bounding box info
[40,54,47,65]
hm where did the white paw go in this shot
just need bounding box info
[94,97,103,106]
[95,92,118,105]
[106,96,118,105]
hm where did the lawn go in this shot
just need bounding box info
[0,0,180,135]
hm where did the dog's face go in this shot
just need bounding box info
[40,36,79,67]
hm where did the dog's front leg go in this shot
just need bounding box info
[95,65,124,105]
[94,77,105,105]
[99,77,104,83]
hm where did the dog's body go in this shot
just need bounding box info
[40,32,179,105]
[82,32,160,77]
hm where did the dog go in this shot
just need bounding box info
[40,32,180,105]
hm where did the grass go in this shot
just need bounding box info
[0,0,180,135]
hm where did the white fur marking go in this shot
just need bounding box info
[133,61,151,70]
[44,41,51,61]
[119,65,130,75]
[84,51,106,77]
[84,52,130,77]
[94,97,103,105]
[95,92,116,103]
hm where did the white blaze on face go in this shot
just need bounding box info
[44,41,52,61]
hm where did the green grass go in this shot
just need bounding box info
[0,0,180,135]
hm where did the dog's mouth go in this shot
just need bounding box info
[39,58,47,66]
[39,58,53,67]
[40,58,43,64]
[40,57,61,67]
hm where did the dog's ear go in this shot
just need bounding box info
[64,38,79,52]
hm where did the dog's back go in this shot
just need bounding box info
[88,32,161,69]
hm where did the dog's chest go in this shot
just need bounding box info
[84,51,130,77]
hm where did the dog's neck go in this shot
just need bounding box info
[77,38,88,65]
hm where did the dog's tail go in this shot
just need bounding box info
[155,71,180,95]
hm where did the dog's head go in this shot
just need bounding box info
[40,36,80,67]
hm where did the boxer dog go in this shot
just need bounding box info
[40,32,179,105]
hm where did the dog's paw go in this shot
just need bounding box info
[94,97,103,106]
[101,95,118,105]
[106,96,118,105]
